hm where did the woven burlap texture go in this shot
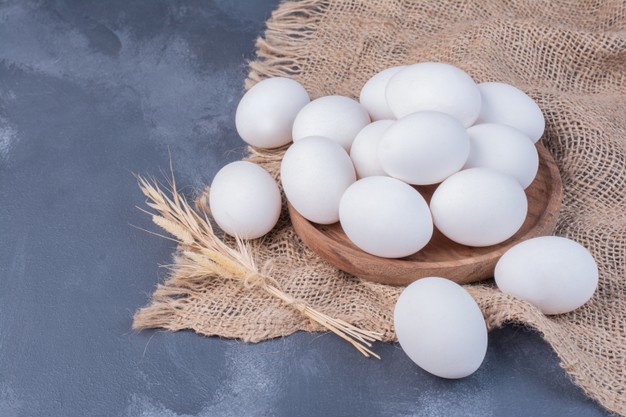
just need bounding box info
[133,0,626,414]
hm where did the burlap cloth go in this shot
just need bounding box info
[134,1,626,414]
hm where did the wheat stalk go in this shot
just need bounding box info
[136,174,382,358]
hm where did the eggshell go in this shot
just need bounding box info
[281,136,356,224]
[292,95,371,152]
[394,277,488,379]
[476,82,545,143]
[359,66,406,121]
[350,120,394,178]
[464,123,539,189]
[235,77,310,149]
[495,236,598,315]
[339,176,433,258]
[209,161,281,239]
[378,111,470,185]
[385,62,481,127]
[430,168,528,247]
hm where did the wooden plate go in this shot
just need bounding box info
[288,143,563,286]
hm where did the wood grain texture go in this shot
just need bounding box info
[288,143,563,286]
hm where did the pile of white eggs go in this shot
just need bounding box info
[209,62,599,379]
[218,62,545,252]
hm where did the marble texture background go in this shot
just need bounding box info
[0,1,610,416]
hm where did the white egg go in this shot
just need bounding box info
[281,136,356,224]
[394,277,488,379]
[495,236,599,315]
[465,123,539,189]
[430,168,528,247]
[339,176,433,258]
[359,66,406,121]
[209,161,281,239]
[292,95,371,152]
[350,120,394,178]
[235,77,310,149]
[476,82,545,143]
[378,111,470,185]
[385,62,481,127]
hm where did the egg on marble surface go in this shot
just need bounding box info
[235,77,310,149]
[350,120,395,178]
[464,123,539,189]
[378,111,470,185]
[292,95,371,152]
[339,176,433,258]
[476,82,545,143]
[394,277,488,379]
[495,236,599,315]
[281,136,356,225]
[359,66,406,121]
[430,168,528,247]
[385,62,482,127]
[209,161,282,239]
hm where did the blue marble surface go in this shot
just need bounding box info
[0,1,611,416]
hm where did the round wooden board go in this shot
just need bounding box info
[288,143,563,286]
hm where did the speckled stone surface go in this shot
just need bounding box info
[0,1,611,416]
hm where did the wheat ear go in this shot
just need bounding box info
[136,174,382,358]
